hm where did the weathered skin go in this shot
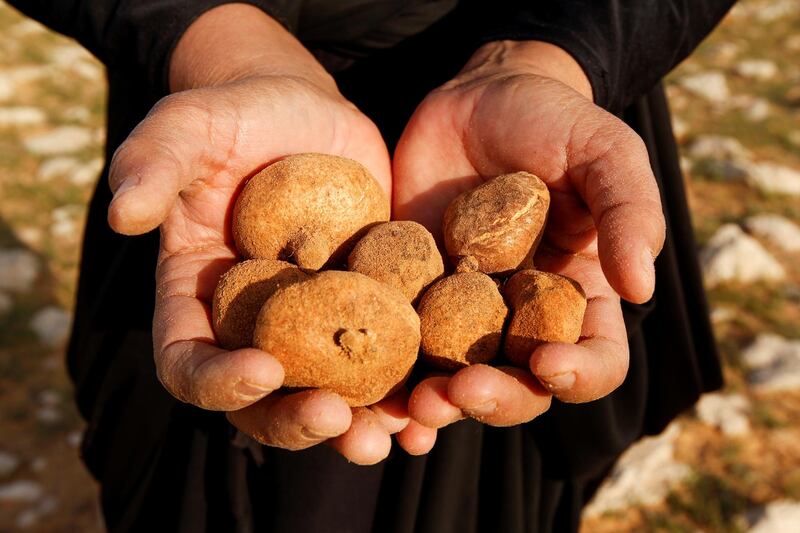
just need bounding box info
[233,153,390,270]
[253,271,420,407]
[443,171,550,275]
[348,221,444,304]
[418,272,508,370]
[503,270,586,366]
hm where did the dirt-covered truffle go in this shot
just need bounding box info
[417,272,508,370]
[252,271,420,406]
[212,259,309,350]
[503,270,587,366]
[443,171,550,275]
[348,221,444,303]
[233,153,390,270]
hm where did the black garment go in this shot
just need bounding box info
[6,1,731,532]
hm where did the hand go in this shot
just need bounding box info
[394,41,666,447]
[107,5,431,464]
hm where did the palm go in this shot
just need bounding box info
[395,72,663,427]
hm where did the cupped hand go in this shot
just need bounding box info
[394,41,666,448]
[106,4,428,465]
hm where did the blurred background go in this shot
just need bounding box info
[0,0,798,531]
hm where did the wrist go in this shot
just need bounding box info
[462,41,593,101]
[169,3,335,93]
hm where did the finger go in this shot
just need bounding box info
[447,365,552,426]
[532,250,629,403]
[228,389,352,450]
[328,407,392,465]
[107,93,236,235]
[153,245,285,410]
[396,420,437,456]
[408,376,464,429]
[569,122,665,304]
[369,389,410,434]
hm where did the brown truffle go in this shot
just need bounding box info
[233,153,390,270]
[417,272,508,370]
[347,221,445,303]
[253,271,420,406]
[443,171,550,275]
[503,270,587,366]
[212,259,309,350]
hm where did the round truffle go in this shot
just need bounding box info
[233,153,390,270]
[212,259,309,350]
[443,171,550,275]
[253,271,420,406]
[348,221,444,303]
[503,270,587,366]
[417,272,508,370]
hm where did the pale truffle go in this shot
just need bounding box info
[443,171,550,275]
[253,271,420,406]
[417,272,508,370]
[212,259,309,350]
[233,153,390,270]
[348,221,444,303]
[503,270,587,366]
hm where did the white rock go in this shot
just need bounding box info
[0,248,40,293]
[743,98,771,122]
[0,292,11,315]
[745,214,800,252]
[9,19,48,37]
[61,106,91,123]
[0,76,12,101]
[0,480,43,503]
[37,390,61,407]
[29,306,72,348]
[671,116,689,141]
[679,71,731,104]
[51,205,82,239]
[36,157,79,182]
[687,135,751,162]
[735,59,778,81]
[70,157,103,186]
[0,451,20,477]
[16,495,59,529]
[746,163,800,197]
[2,66,52,86]
[72,61,103,81]
[48,45,94,66]
[701,224,786,286]
[36,406,61,424]
[708,42,740,64]
[710,306,736,324]
[748,500,800,533]
[23,126,93,155]
[14,227,43,248]
[742,334,800,392]
[66,430,83,448]
[756,0,798,22]
[582,423,690,517]
[695,393,750,436]
[0,107,47,127]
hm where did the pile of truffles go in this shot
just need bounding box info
[212,153,587,407]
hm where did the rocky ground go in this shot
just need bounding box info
[0,0,798,531]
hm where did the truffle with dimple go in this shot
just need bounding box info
[252,271,420,406]
[503,270,587,366]
[212,259,309,349]
[443,171,550,275]
[417,272,508,370]
[233,153,390,270]
[348,221,445,303]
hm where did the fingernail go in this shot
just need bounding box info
[113,177,139,197]
[300,426,342,440]
[235,381,273,400]
[463,400,497,418]
[539,372,576,391]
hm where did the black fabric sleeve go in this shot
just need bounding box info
[474,0,737,113]
[4,1,302,95]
